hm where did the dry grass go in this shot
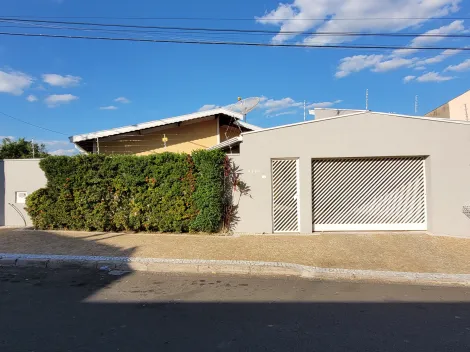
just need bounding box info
[1,229,469,274]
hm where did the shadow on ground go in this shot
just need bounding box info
[0,228,135,257]
[1,265,469,351]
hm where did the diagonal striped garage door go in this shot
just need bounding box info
[312,157,427,231]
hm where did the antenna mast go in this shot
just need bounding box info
[366,89,369,110]
[465,104,469,121]
[415,95,418,114]
[304,100,306,121]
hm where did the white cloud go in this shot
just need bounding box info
[414,49,462,67]
[336,49,459,78]
[0,135,15,140]
[100,105,118,110]
[38,140,71,147]
[269,110,298,117]
[0,70,34,95]
[445,58,470,72]
[42,74,81,87]
[257,0,462,45]
[50,148,77,156]
[307,100,343,108]
[45,94,78,107]
[114,97,130,104]
[416,71,454,82]
[403,75,416,83]
[260,97,303,114]
[198,104,219,112]
[335,55,384,78]
[398,20,465,57]
[373,57,417,72]
[26,94,38,102]
[258,97,342,117]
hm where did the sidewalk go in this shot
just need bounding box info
[1,228,469,274]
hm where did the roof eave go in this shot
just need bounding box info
[70,108,244,143]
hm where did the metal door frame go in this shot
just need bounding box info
[271,158,300,233]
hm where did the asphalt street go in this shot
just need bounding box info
[1,267,470,351]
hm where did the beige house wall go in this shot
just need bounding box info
[448,90,470,121]
[98,118,219,155]
[425,103,450,119]
[426,90,470,121]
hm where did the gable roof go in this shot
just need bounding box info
[70,108,245,143]
[242,110,470,136]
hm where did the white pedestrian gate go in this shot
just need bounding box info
[272,159,300,233]
[312,157,427,231]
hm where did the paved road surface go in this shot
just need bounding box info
[1,267,470,351]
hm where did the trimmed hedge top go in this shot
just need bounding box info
[26,150,226,233]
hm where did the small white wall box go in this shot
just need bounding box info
[15,191,28,204]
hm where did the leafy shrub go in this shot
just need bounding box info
[26,151,225,233]
[190,149,226,233]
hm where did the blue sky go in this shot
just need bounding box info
[1,0,470,155]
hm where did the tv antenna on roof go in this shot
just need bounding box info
[224,97,261,121]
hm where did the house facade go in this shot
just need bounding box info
[70,108,260,155]
[220,110,470,238]
[425,89,470,121]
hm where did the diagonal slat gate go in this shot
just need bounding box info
[272,159,300,233]
[312,157,427,231]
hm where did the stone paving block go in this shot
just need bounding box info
[48,260,97,269]
[250,265,299,277]
[115,262,148,271]
[96,261,117,271]
[16,258,49,268]
[198,264,250,275]
[147,262,199,274]
[0,258,18,266]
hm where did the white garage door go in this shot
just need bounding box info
[312,157,427,231]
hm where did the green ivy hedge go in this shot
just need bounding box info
[26,150,226,233]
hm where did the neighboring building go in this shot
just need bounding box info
[70,108,260,155]
[221,109,470,238]
[425,89,470,121]
[0,159,47,227]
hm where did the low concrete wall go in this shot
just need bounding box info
[1,159,46,226]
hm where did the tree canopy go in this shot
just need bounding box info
[0,138,49,159]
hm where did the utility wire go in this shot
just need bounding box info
[7,22,470,43]
[2,15,470,21]
[0,31,468,51]
[2,17,470,38]
[0,110,68,136]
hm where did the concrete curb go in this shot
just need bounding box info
[1,253,470,287]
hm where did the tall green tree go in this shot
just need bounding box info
[0,138,49,159]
